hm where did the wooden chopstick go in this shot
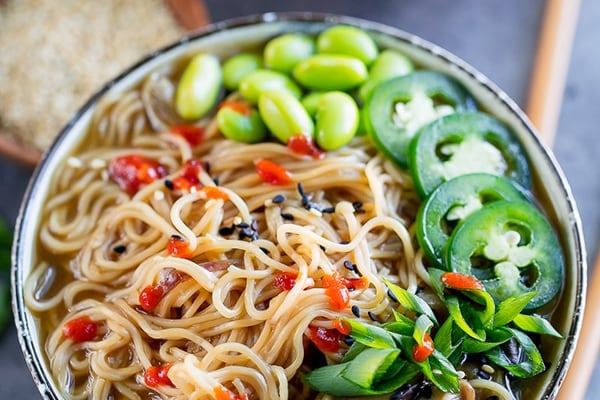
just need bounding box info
[0,132,42,166]
[164,0,210,31]
[525,0,590,399]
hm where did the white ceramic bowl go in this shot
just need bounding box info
[12,12,586,399]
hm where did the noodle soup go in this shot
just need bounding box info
[13,13,585,400]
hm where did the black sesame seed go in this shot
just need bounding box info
[368,311,378,321]
[218,226,235,235]
[387,288,399,303]
[321,206,335,214]
[112,245,126,254]
[486,397,499,400]
[164,179,174,190]
[237,222,250,229]
[416,286,424,294]
[260,247,270,254]
[352,201,363,210]
[239,228,257,240]
[343,336,355,346]
[343,260,354,271]
[204,161,211,174]
[250,220,258,231]
[354,268,362,277]
[272,194,285,204]
[171,234,183,240]
[351,305,360,317]
[212,176,219,186]
[281,213,294,221]
[477,370,491,380]
[319,245,326,252]
[297,182,307,198]
[340,240,349,245]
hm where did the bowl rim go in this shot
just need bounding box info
[11,11,587,400]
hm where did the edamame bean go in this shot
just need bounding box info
[258,91,314,143]
[359,49,414,101]
[239,69,302,104]
[217,105,267,144]
[315,91,359,151]
[301,92,326,117]
[317,25,379,66]
[293,54,367,91]
[264,33,315,73]
[222,53,262,91]
[176,53,222,120]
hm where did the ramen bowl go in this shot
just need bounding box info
[12,12,586,400]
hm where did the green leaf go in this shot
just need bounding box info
[513,314,562,338]
[446,295,484,341]
[373,361,420,393]
[342,341,368,362]
[413,314,434,345]
[343,348,401,389]
[485,327,546,378]
[428,268,446,299]
[462,327,512,353]
[465,289,496,329]
[494,292,537,328]
[434,317,457,358]
[383,278,438,325]
[304,363,381,396]
[384,319,414,336]
[420,351,460,393]
[343,318,397,349]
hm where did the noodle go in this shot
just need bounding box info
[23,48,523,400]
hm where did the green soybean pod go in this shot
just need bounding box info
[264,33,315,73]
[358,49,414,101]
[317,25,379,66]
[293,54,368,91]
[176,53,222,120]
[315,91,359,151]
[258,90,314,143]
[222,53,262,91]
[217,107,268,143]
[301,91,326,117]
[239,69,302,104]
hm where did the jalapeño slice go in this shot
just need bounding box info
[409,112,531,198]
[364,71,477,168]
[446,200,563,311]
[417,173,529,268]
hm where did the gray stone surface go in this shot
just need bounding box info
[1,0,598,398]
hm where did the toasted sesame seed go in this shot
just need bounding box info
[153,190,165,201]
[90,158,106,169]
[351,305,360,317]
[272,194,285,204]
[482,364,495,375]
[67,156,83,168]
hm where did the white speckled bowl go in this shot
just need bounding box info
[12,12,586,399]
